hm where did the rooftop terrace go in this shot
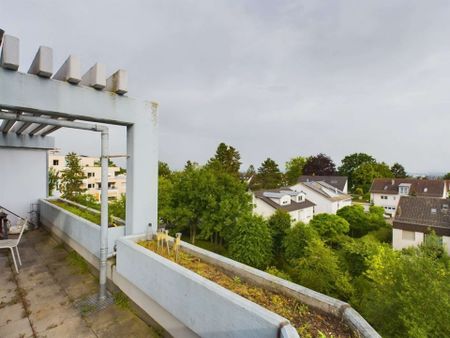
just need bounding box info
[0,228,161,338]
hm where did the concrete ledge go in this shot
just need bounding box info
[116,237,297,338]
[39,199,124,258]
[0,133,55,150]
[166,238,378,338]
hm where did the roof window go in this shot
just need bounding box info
[431,208,437,214]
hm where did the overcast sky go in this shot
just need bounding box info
[2,0,450,173]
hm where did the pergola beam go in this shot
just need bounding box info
[1,119,16,133]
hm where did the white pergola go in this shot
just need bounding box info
[0,31,159,300]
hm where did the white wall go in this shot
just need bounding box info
[0,148,47,219]
[371,193,399,215]
[392,229,424,250]
[291,183,342,214]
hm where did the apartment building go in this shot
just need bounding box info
[49,152,126,200]
[369,178,447,217]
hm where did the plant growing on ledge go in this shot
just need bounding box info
[59,152,86,200]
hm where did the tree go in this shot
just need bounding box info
[352,162,393,193]
[337,205,387,238]
[48,167,59,197]
[285,156,307,185]
[303,153,336,176]
[251,158,283,190]
[206,142,241,177]
[357,247,450,338]
[170,167,251,244]
[443,172,450,180]
[268,210,291,257]
[158,161,171,178]
[59,153,86,200]
[309,214,349,242]
[338,153,376,190]
[390,162,407,178]
[94,158,116,167]
[158,175,174,225]
[283,222,319,262]
[228,214,273,269]
[109,194,126,220]
[289,238,354,300]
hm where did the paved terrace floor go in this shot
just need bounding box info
[0,228,161,338]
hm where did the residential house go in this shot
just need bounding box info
[253,188,315,224]
[49,152,126,201]
[393,196,450,254]
[291,180,352,214]
[369,178,447,217]
[297,175,348,194]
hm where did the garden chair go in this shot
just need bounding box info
[0,218,27,273]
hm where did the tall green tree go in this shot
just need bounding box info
[48,167,59,197]
[207,142,241,177]
[228,214,273,269]
[390,162,407,178]
[268,210,291,257]
[59,153,86,200]
[283,222,319,262]
[303,153,336,176]
[337,205,387,238]
[251,158,283,190]
[338,153,376,190]
[158,175,174,225]
[285,156,307,185]
[358,247,450,338]
[158,161,172,178]
[352,162,393,193]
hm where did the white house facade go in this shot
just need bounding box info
[393,196,450,254]
[370,178,447,217]
[253,188,315,224]
[290,181,351,215]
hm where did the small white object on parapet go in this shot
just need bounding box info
[0,35,20,71]
[28,46,53,78]
[81,63,106,90]
[106,69,128,95]
[53,55,81,84]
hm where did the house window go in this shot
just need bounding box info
[53,160,59,166]
[87,183,94,189]
[381,195,388,200]
[87,172,95,178]
[402,231,415,241]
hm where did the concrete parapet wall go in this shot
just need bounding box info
[116,236,298,338]
[177,238,380,338]
[39,199,124,258]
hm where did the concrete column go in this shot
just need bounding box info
[125,101,158,235]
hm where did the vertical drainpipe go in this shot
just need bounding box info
[99,128,109,301]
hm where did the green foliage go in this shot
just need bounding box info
[337,205,387,238]
[352,161,393,193]
[290,238,354,300]
[170,167,252,244]
[358,247,450,338]
[340,236,385,277]
[228,214,273,269]
[59,152,86,200]
[302,153,336,176]
[66,250,89,274]
[285,156,307,185]
[390,162,407,178]
[443,172,450,180]
[206,142,241,177]
[283,222,319,262]
[354,187,364,196]
[251,158,283,189]
[109,194,126,220]
[71,193,100,210]
[265,266,292,281]
[309,214,349,242]
[94,158,116,167]
[158,176,173,225]
[48,167,59,197]
[158,161,171,178]
[268,210,291,257]
[338,153,376,191]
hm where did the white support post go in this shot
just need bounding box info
[106,70,128,95]
[99,129,109,301]
[28,46,53,78]
[53,55,81,84]
[81,63,106,90]
[126,102,159,235]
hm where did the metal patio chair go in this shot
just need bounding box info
[0,219,27,273]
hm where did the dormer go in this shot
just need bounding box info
[398,183,411,196]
